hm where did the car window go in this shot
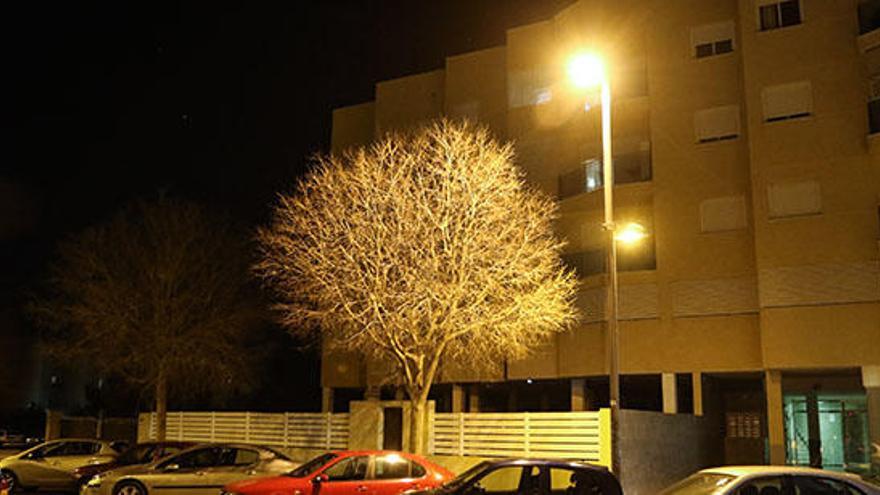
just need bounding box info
[58,442,100,456]
[735,476,784,495]
[166,448,219,469]
[374,454,423,480]
[216,448,259,466]
[324,456,369,482]
[474,467,524,494]
[551,468,611,495]
[30,442,63,458]
[790,476,864,495]
[159,446,186,459]
[290,453,337,478]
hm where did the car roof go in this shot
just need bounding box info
[701,465,862,480]
[474,458,612,472]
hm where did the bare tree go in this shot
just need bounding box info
[31,200,262,440]
[256,120,578,453]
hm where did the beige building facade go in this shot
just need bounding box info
[327,0,880,471]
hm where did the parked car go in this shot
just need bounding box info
[659,466,880,495]
[82,443,297,495]
[0,431,42,450]
[222,450,454,495]
[0,438,122,493]
[415,459,621,495]
[73,442,195,486]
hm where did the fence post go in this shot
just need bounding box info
[177,413,184,441]
[211,412,216,442]
[325,412,332,449]
[283,412,290,448]
[524,413,531,457]
[458,413,465,456]
[598,408,612,469]
[245,412,252,442]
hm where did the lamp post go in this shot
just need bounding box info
[568,53,623,474]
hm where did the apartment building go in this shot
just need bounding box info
[326,0,880,470]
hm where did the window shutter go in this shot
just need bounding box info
[767,180,821,218]
[762,81,812,122]
[695,105,740,142]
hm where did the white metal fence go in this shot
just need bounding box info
[430,410,611,466]
[140,411,349,450]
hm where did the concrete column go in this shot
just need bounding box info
[321,387,334,413]
[451,384,465,413]
[862,366,880,474]
[692,372,704,416]
[571,379,587,412]
[662,373,678,414]
[468,384,480,412]
[45,409,62,441]
[806,390,822,468]
[765,370,786,465]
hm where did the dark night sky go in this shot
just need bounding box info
[1,0,572,411]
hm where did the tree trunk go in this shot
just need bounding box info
[409,398,427,455]
[155,370,168,441]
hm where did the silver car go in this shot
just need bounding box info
[81,443,297,495]
[660,466,880,495]
[0,438,120,492]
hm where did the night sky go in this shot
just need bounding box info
[2,0,573,412]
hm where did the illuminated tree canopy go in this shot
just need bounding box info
[256,120,577,453]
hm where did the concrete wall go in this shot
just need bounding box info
[617,410,723,495]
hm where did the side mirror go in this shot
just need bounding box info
[313,474,328,484]
[163,464,180,472]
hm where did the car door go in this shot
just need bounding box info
[462,465,528,495]
[370,454,430,495]
[13,442,67,488]
[315,455,371,495]
[199,447,264,489]
[151,446,223,495]
[50,441,107,482]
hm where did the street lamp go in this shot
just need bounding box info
[567,52,621,474]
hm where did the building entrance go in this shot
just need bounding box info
[784,393,870,473]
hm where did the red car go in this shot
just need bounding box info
[222,451,454,495]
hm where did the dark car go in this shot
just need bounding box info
[416,459,622,495]
[73,442,195,486]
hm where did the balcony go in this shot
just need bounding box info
[557,141,652,199]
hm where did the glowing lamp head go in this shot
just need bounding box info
[615,223,648,245]
[567,53,605,89]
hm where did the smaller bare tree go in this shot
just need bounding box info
[31,200,262,440]
[256,120,578,453]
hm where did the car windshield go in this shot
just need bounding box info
[288,453,337,477]
[658,473,736,495]
[262,446,294,462]
[442,461,492,490]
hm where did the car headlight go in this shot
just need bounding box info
[86,475,102,487]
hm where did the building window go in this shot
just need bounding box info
[694,105,740,143]
[859,0,880,35]
[767,180,821,219]
[759,0,802,31]
[761,81,812,122]
[557,143,651,199]
[561,250,606,278]
[508,67,553,108]
[691,21,735,59]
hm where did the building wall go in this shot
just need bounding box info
[326,0,880,390]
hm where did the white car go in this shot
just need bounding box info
[659,466,880,495]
